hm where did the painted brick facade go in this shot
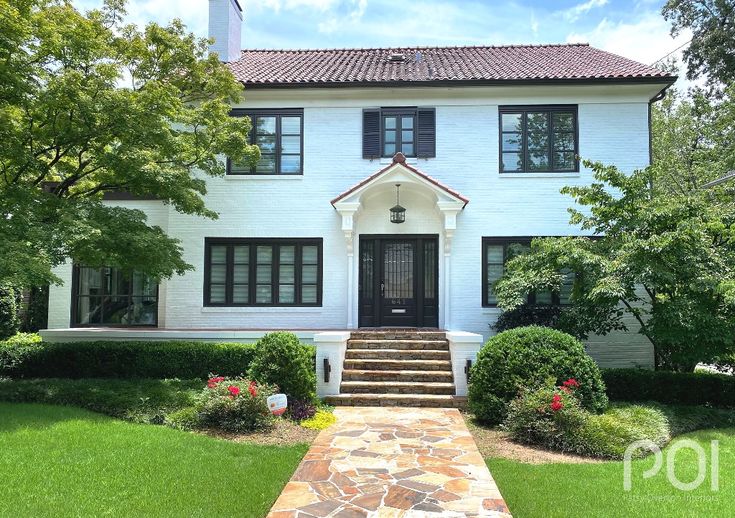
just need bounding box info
[47,84,660,367]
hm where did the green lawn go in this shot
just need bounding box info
[0,403,307,517]
[488,428,734,518]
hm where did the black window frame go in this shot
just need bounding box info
[482,237,574,308]
[203,238,323,307]
[70,265,159,327]
[498,105,579,174]
[380,107,418,158]
[227,108,304,176]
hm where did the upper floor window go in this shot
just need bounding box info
[482,237,573,307]
[72,266,158,326]
[229,109,303,175]
[363,107,436,159]
[204,238,322,307]
[499,105,578,173]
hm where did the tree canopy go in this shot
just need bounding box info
[0,0,259,287]
[663,0,735,88]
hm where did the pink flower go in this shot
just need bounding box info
[562,378,580,389]
[207,376,225,389]
[248,381,258,398]
[228,385,241,397]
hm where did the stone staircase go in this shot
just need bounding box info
[324,329,467,408]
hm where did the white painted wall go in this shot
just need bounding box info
[46,84,663,367]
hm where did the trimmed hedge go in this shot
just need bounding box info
[603,368,735,408]
[0,339,257,379]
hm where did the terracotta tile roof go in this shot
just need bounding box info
[228,43,675,87]
[331,153,469,207]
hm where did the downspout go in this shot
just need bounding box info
[648,85,672,166]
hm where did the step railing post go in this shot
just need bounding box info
[314,331,350,397]
[447,331,484,396]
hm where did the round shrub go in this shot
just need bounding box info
[468,326,608,424]
[247,332,316,402]
[196,377,276,433]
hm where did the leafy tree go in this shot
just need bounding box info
[663,0,735,88]
[0,286,20,339]
[651,83,735,192]
[494,160,735,371]
[0,0,259,287]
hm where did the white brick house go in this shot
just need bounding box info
[44,0,675,393]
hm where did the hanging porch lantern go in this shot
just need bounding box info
[390,184,406,224]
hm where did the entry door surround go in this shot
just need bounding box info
[359,235,438,327]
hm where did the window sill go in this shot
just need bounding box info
[224,175,304,181]
[499,172,581,178]
[201,306,322,313]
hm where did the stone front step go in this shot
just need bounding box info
[345,348,450,361]
[344,358,452,371]
[346,339,449,351]
[324,393,468,408]
[340,380,456,395]
[341,369,454,382]
[350,330,446,341]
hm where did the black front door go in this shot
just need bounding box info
[358,235,438,327]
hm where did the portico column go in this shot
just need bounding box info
[336,203,360,329]
[438,203,462,331]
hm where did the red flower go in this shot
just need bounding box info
[562,378,580,389]
[228,385,241,397]
[207,376,225,389]
[248,381,258,398]
[551,400,564,412]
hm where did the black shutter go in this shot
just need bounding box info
[362,109,381,159]
[417,107,436,158]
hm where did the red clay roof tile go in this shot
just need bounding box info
[228,44,674,86]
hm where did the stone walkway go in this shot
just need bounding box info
[267,407,511,517]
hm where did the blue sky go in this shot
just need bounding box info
[72,0,690,74]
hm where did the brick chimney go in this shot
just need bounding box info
[208,0,243,63]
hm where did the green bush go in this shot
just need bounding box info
[504,381,670,459]
[248,332,316,402]
[196,377,276,432]
[0,332,43,374]
[468,326,608,425]
[0,339,257,379]
[603,368,735,408]
[0,286,20,340]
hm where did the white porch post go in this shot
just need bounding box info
[438,202,462,331]
[335,203,360,329]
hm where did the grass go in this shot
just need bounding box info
[488,428,734,517]
[0,377,202,423]
[0,403,308,517]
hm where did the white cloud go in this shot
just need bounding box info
[530,11,539,36]
[564,0,608,22]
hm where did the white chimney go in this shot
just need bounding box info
[208,0,243,63]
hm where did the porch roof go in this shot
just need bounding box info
[330,153,469,208]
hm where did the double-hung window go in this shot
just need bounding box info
[499,105,578,173]
[228,109,303,175]
[382,108,417,157]
[482,237,574,307]
[204,238,322,306]
[72,266,158,326]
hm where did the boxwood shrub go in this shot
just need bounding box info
[248,332,316,402]
[0,338,257,379]
[603,368,735,408]
[468,326,608,425]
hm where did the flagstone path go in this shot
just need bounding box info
[267,407,511,517]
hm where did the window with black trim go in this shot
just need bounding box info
[228,109,303,175]
[72,266,158,326]
[499,105,578,173]
[204,238,322,306]
[382,108,416,157]
[482,237,574,307]
[362,107,435,159]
